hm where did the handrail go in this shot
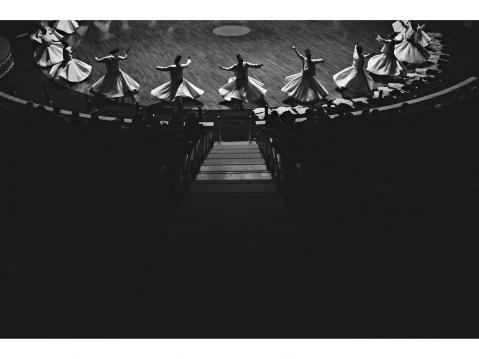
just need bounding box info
[1,77,477,126]
[179,126,214,190]
[216,115,222,143]
[0,90,217,126]
[248,115,252,143]
[329,76,478,118]
[251,76,478,125]
[256,126,311,231]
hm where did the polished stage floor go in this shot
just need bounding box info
[67,21,392,109]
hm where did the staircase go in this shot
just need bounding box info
[138,141,333,337]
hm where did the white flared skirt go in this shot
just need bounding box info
[366,53,406,76]
[394,41,430,64]
[49,59,92,83]
[417,30,432,47]
[90,70,140,98]
[397,31,432,48]
[392,21,432,47]
[151,79,204,101]
[30,30,63,44]
[54,20,79,34]
[392,20,405,33]
[281,72,328,103]
[333,66,376,98]
[219,76,267,102]
[34,43,64,67]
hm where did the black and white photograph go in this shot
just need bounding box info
[1,1,479,357]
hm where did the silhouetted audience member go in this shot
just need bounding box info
[169,113,184,128]
[266,110,280,128]
[280,111,295,129]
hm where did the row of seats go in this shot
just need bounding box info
[255,82,479,337]
[0,100,214,337]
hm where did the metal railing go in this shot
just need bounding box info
[256,128,311,233]
[177,127,215,191]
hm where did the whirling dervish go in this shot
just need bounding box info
[393,20,431,48]
[30,21,63,44]
[281,46,329,103]
[92,20,114,41]
[33,26,64,67]
[218,54,266,106]
[89,48,140,98]
[53,20,80,35]
[366,32,406,77]
[394,22,431,65]
[49,41,92,83]
[151,55,204,104]
[333,43,376,99]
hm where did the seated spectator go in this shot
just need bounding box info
[280,111,295,129]
[169,113,184,128]
[185,114,200,128]
[360,108,380,129]
[302,108,321,131]
[132,112,146,128]
[266,110,280,128]
[54,113,72,127]
[314,108,333,132]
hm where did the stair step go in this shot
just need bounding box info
[189,182,278,194]
[154,283,317,302]
[166,211,296,235]
[169,218,290,233]
[209,150,261,155]
[162,285,316,296]
[200,164,268,172]
[181,195,284,212]
[190,179,277,184]
[188,192,279,197]
[211,146,260,151]
[203,158,266,165]
[215,141,256,146]
[196,172,273,181]
[207,153,264,159]
[140,139,330,334]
